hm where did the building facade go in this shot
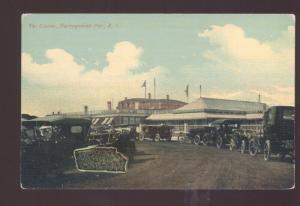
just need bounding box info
[146,97,268,129]
[117,96,186,111]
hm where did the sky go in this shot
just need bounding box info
[21,14,295,116]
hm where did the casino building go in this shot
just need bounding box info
[146,97,268,127]
[46,95,267,130]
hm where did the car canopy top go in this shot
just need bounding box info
[22,116,91,127]
[209,119,243,126]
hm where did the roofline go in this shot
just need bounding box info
[199,96,267,105]
[118,98,186,104]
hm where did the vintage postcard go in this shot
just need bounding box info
[21,14,295,189]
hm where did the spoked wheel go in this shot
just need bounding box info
[154,133,160,142]
[278,152,285,160]
[138,131,145,141]
[264,140,271,161]
[240,140,246,154]
[178,135,185,143]
[193,134,201,145]
[216,135,223,149]
[249,138,258,156]
[202,135,209,146]
[229,138,235,151]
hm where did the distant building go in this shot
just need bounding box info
[93,96,186,126]
[146,97,268,126]
[46,95,186,126]
[117,95,186,111]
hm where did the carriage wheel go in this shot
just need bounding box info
[193,134,201,145]
[263,140,271,161]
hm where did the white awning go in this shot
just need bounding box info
[106,117,114,124]
[101,118,109,124]
[92,118,100,125]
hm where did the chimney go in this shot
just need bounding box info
[166,94,170,100]
[125,97,127,100]
[107,101,112,111]
[148,93,151,99]
[84,105,88,114]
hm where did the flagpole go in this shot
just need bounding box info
[200,85,202,98]
[145,82,147,98]
[154,78,156,99]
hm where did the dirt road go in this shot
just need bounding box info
[26,141,294,189]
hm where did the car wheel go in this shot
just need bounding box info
[154,133,160,142]
[229,138,235,151]
[138,131,145,141]
[249,138,258,156]
[240,140,246,154]
[194,134,201,145]
[278,152,285,160]
[178,135,185,143]
[216,135,223,149]
[264,140,271,161]
[202,135,209,146]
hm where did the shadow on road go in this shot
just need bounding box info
[135,150,154,156]
[131,157,156,164]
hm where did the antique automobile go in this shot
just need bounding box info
[72,116,136,173]
[86,119,137,162]
[188,126,218,146]
[21,116,137,184]
[247,106,294,161]
[137,124,173,142]
[21,116,91,183]
[208,119,243,150]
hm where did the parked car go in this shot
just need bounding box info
[208,119,243,150]
[188,126,218,146]
[247,106,294,161]
[137,124,173,142]
[21,116,91,182]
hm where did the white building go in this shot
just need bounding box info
[146,97,268,127]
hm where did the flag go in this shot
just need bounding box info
[184,84,189,97]
[141,80,146,88]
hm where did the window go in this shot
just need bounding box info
[70,126,83,134]
[122,117,129,125]
[25,128,35,138]
[129,117,135,124]
[135,117,141,124]
[282,108,294,120]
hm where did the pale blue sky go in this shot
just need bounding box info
[21,14,295,116]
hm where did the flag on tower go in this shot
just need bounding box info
[184,84,189,97]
